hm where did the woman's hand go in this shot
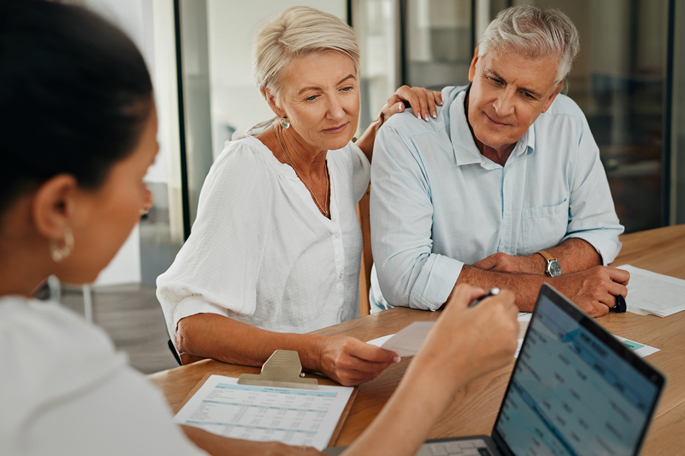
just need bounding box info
[355,86,442,162]
[316,335,399,386]
[338,286,518,456]
[418,285,519,391]
[380,85,443,123]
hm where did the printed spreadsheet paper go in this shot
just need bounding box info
[617,264,685,317]
[173,375,354,450]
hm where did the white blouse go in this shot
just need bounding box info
[0,297,207,456]
[156,136,370,337]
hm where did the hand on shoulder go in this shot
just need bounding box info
[381,85,443,123]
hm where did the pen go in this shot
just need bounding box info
[469,287,500,308]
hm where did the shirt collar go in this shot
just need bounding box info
[516,122,536,157]
[449,87,537,167]
[449,88,482,166]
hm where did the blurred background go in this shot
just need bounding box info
[54,0,684,373]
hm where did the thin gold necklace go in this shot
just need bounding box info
[273,124,330,218]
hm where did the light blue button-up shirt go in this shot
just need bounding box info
[370,85,623,311]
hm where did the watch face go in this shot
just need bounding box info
[548,260,562,277]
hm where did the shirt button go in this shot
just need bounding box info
[339,273,344,279]
[335,231,341,239]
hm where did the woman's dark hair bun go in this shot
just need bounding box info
[0,0,153,214]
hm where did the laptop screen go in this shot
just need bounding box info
[492,285,664,456]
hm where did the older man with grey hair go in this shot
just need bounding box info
[370,5,629,316]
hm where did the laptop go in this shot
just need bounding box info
[325,284,665,456]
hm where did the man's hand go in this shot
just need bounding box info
[553,266,630,317]
[472,252,545,275]
[316,336,399,386]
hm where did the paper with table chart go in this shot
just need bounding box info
[617,264,685,317]
[367,312,659,358]
[173,375,353,450]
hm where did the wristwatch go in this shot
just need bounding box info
[536,251,561,277]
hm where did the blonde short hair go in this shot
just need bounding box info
[253,6,360,93]
[479,5,579,82]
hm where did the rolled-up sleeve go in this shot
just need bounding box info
[156,145,271,337]
[563,113,623,264]
[370,125,461,311]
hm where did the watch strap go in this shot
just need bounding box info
[536,251,556,262]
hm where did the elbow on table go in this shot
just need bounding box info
[174,315,201,355]
[376,267,413,309]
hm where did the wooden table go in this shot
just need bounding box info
[148,225,685,453]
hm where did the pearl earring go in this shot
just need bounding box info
[50,228,74,262]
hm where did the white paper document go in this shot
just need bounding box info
[616,265,685,317]
[367,313,657,359]
[368,321,434,357]
[514,313,531,358]
[614,336,660,357]
[367,313,532,358]
[173,375,353,450]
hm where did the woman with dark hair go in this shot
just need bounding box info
[0,1,518,455]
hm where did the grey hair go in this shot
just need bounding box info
[253,6,360,93]
[478,5,580,82]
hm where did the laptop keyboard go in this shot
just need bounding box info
[414,439,492,456]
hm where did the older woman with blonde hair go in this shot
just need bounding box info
[157,6,442,386]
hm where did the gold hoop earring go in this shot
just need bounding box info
[50,228,74,263]
[280,116,290,129]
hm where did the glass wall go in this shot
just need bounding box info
[403,0,473,90]
[671,0,685,224]
[352,0,401,132]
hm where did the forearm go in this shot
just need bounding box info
[175,313,325,371]
[545,238,601,274]
[456,266,547,312]
[473,239,602,277]
[342,353,464,456]
[353,119,382,163]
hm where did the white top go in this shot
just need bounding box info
[0,296,207,456]
[157,136,370,337]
